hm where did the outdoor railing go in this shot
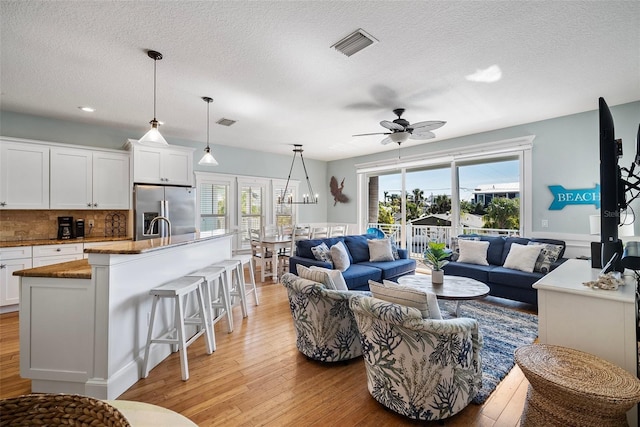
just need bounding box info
[367,223,520,260]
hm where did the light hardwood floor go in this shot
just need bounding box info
[0,276,533,426]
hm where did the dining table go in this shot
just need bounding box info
[259,235,292,282]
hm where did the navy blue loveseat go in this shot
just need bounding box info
[289,234,416,291]
[443,235,567,306]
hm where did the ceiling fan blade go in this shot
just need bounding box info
[353,132,392,137]
[380,136,394,145]
[409,120,446,131]
[409,131,436,140]
[380,120,405,131]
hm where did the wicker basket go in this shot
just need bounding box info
[515,344,640,427]
[0,393,131,427]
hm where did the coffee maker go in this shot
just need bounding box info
[57,216,74,240]
[75,219,85,239]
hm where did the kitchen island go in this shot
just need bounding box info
[15,230,234,399]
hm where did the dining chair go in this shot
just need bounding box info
[262,224,279,238]
[279,224,293,239]
[329,224,347,237]
[310,225,329,239]
[250,228,274,282]
[280,224,310,275]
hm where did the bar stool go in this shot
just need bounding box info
[211,259,248,318]
[185,265,233,333]
[142,276,213,381]
[231,253,259,306]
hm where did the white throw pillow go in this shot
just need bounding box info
[457,239,490,265]
[368,238,395,262]
[296,264,336,290]
[330,241,351,272]
[310,266,348,291]
[383,279,442,320]
[368,280,441,319]
[503,243,543,273]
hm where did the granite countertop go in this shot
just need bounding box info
[0,236,132,248]
[84,230,233,255]
[14,259,91,279]
[12,231,234,278]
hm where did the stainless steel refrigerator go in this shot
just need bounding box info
[133,184,197,240]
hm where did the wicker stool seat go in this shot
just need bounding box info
[0,393,131,426]
[515,344,640,427]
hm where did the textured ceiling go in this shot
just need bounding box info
[1,1,638,161]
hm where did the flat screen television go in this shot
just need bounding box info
[599,97,624,271]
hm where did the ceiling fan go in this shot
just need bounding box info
[353,108,446,145]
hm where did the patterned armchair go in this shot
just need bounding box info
[349,294,483,421]
[281,272,363,362]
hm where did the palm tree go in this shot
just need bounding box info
[412,188,424,205]
[483,197,520,229]
[428,194,451,214]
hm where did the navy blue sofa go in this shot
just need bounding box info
[443,235,567,306]
[289,234,416,291]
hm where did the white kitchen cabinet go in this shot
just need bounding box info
[32,243,84,267]
[50,148,130,210]
[0,140,50,209]
[0,246,32,311]
[126,140,194,186]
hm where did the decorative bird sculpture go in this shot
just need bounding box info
[330,176,349,206]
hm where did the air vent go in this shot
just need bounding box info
[331,28,378,57]
[216,118,236,127]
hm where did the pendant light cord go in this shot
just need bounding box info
[153,58,157,121]
[206,100,210,148]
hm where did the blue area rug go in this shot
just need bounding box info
[440,299,538,404]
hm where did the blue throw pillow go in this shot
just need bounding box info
[344,234,374,263]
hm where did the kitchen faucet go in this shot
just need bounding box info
[147,216,172,237]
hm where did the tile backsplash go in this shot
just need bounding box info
[0,210,130,242]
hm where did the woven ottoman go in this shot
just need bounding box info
[515,344,640,427]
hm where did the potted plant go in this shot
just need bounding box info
[424,241,449,285]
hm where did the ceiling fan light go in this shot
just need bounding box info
[390,132,410,143]
[139,120,168,145]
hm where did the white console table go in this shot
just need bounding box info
[534,258,638,426]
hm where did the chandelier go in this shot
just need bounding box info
[278,144,318,204]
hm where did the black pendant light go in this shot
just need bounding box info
[278,145,318,204]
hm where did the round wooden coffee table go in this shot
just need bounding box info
[397,274,490,316]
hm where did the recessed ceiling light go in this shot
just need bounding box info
[78,106,95,112]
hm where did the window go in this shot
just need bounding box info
[273,179,298,228]
[357,136,533,240]
[238,178,268,249]
[199,183,228,231]
[195,172,233,234]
